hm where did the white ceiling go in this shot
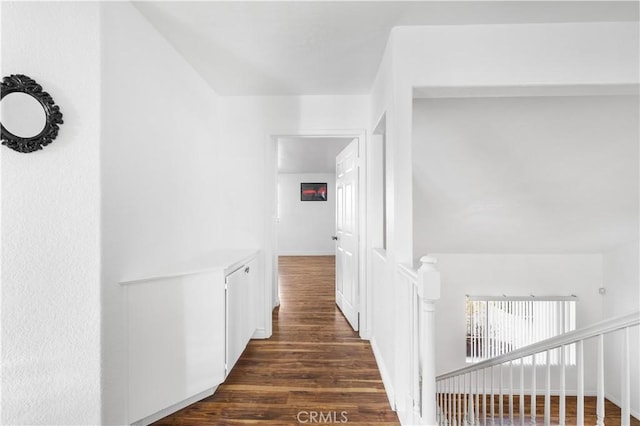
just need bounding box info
[133,1,639,96]
[278,137,353,173]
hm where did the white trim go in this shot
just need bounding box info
[413,83,639,99]
[371,336,396,411]
[252,327,270,339]
[119,250,259,285]
[265,129,369,341]
[396,404,413,426]
[130,387,216,426]
[356,132,369,338]
[264,135,278,337]
[466,295,578,302]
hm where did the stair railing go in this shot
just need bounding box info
[436,310,640,426]
[397,256,442,425]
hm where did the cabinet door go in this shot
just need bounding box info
[245,258,258,338]
[225,266,249,375]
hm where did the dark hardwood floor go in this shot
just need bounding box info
[151,255,637,425]
[153,255,399,425]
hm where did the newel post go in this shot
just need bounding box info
[417,255,441,425]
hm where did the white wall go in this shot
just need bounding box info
[367,35,399,408]
[431,253,604,393]
[603,241,640,417]
[412,95,639,256]
[603,241,640,318]
[1,2,102,424]
[218,95,368,249]
[398,22,639,89]
[368,22,638,421]
[218,95,368,325]
[278,173,336,256]
[409,58,638,416]
[100,3,221,424]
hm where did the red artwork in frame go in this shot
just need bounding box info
[300,182,327,201]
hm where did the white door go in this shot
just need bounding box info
[335,138,359,331]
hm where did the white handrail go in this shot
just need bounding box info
[436,310,639,426]
[437,310,639,380]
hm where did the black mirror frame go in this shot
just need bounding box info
[1,74,64,153]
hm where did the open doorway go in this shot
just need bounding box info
[264,132,368,338]
[276,137,351,257]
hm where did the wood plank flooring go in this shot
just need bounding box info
[153,255,399,425]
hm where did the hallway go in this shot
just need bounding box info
[154,256,399,425]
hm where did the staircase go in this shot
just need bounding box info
[435,395,639,426]
[398,257,639,425]
[435,312,639,426]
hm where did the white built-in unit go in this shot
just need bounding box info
[120,250,260,426]
[225,256,259,375]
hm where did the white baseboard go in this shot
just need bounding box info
[131,387,216,425]
[252,328,270,339]
[396,407,412,426]
[605,392,640,420]
[371,336,395,411]
[396,392,420,426]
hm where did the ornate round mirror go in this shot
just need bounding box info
[0,74,64,153]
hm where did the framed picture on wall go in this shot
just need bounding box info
[300,182,327,201]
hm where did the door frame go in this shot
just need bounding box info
[264,129,370,339]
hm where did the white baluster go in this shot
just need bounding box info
[531,355,536,426]
[490,366,495,426]
[577,341,584,426]
[444,380,448,426]
[446,378,451,425]
[469,373,476,426]
[472,302,476,362]
[544,349,550,426]
[418,256,440,424]
[509,361,514,426]
[436,381,440,424]
[622,327,630,426]
[484,301,489,361]
[451,376,458,425]
[459,375,463,426]
[451,376,459,425]
[437,381,441,425]
[444,381,448,426]
[452,377,455,426]
[596,334,605,426]
[559,345,565,425]
[483,368,488,426]
[519,357,524,426]
[464,373,468,425]
[441,380,444,426]
[499,364,504,426]
[476,369,480,426]
[445,381,448,426]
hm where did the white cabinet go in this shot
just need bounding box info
[225,257,259,376]
[126,272,225,424]
[122,250,260,425]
